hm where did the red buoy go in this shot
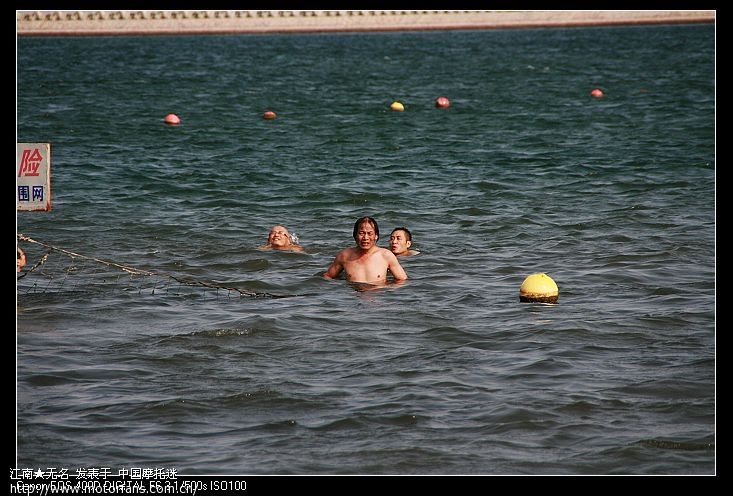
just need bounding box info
[263,111,277,120]
[590,89,604,99]
[163,113,181,125]
[435,96,451,109]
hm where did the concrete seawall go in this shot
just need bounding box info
[17,10,715,36]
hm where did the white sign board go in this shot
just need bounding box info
[17,143,51,212]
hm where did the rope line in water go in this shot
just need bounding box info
[17,233,286,298]
[16,250,51,279]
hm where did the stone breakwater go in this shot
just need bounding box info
[17,10,714,36]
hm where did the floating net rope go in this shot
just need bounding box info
[17,234,287,299]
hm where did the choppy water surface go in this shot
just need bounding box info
[17,24,715,474]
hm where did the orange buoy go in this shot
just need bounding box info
[590,88,604,99]
[435,96,451,109]
[163,113,181,125]
[263,111,277,120]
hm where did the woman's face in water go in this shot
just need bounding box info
[268,226,292,247]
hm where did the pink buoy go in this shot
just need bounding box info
[263,111,277,120]
[435,96,451,108]
[163,113,181,125]
[590,89,604,99]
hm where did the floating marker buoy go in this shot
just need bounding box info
[263,111,277,120]
[389,101,405,112]
[163,113,181,125]
[435,96,451,108]
[519,273,559,304]
[590,88,604,99]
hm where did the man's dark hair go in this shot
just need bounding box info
[353,216,379,240]
[391,227,412,242]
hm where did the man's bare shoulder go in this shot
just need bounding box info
[335,246,359,260]
[259,244,305,252]
[378,247,400,260]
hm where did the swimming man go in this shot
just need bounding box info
[324,216,407,284]
[389,227,420,257]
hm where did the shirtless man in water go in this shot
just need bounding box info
[259,225,304,252]
[324,217,407,284]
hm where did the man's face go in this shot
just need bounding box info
[355,222,377,250]
[268,226,291,248]
[389,230,411,255]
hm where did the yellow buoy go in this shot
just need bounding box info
[519,273,559,303]
[389,101,405,112]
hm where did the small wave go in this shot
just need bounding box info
[639,439,714,451]
[371,413,424,427]
[25,374,82,387]
[241,259,271,271]
[189,328,255,338]
[422,326,482,345]
[309,417,366,431]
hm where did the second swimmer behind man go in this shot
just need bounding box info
[389,227,420,257]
